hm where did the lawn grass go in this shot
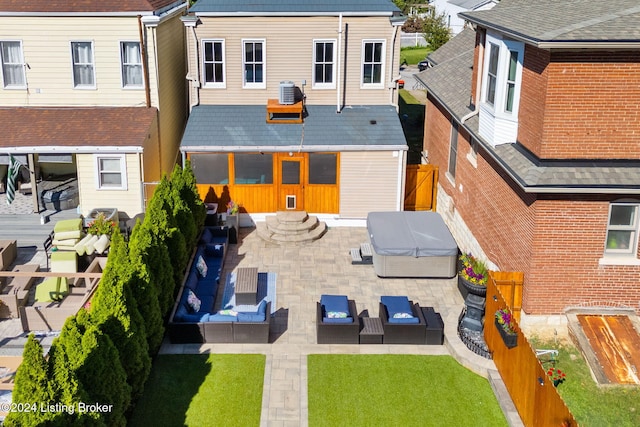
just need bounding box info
[398,90,425,164]
[530,338,640,427]
[400,46,431,65]
[308,354,507,426]
[129,354,265,427]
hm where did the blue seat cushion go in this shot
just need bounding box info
[205,243,225,258]
[257,300,267,316]
[175,305,209,323]
[320,295,350,316]
[199,228,213,244]
[184,271,199,292]
[208,313,238,322]
[238,312,265,322]
[381,296,413,319]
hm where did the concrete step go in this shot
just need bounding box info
[266,215,319,235]
[257,212,327,245]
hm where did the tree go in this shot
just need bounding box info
[4,335,55,426]
[423,7,451,51]
[90,229,151,401]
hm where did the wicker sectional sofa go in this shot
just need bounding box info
[168,227,271,344]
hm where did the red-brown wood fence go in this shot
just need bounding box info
[484,271,577,427]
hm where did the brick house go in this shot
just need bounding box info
[179,0,408,219]
[0,0,187,216]
[416,0,640,319]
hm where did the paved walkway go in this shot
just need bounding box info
[159,226,523,427]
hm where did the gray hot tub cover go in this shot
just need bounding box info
[367,211,458,257]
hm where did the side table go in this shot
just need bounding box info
[359,317,384,344]
[421,306,444,345]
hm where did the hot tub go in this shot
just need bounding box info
[366,211,458,278]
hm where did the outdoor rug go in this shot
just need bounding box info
[221,271,277,314]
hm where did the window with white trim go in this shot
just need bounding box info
[485,42,499,106]
[313,40,335,88]
[203,39,225,87]
[95,155,127,190]
[448,120,459,181]
[605,202,639,256]
[0,41,26,88]
[71,41,95,88]
[242,39,265,88]
[120,42,143,88]
[361,40,385,87]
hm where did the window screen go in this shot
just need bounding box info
[234,153,272,184]
[309,153,337,184]
[190,153,229,184]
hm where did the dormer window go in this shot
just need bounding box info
[478,33,524,146]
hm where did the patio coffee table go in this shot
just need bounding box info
[235,267,258,305]
[359,317,384,344]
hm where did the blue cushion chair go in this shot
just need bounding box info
[379,296,427,344]
[316,294,360,344]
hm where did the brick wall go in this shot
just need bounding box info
[425,94,640,315]
[518,48,640,160]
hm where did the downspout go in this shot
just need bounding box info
[336,13,343,113]
[461,29,484,124]
[188,25,201,111]
[138,15,151,108]
[389,23,400,108]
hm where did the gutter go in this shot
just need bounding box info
[193,11,395,17]
[336,14,343,113]
[180,144,408,153]
[2,146,144,153]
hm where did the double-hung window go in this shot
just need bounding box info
[120,42,143,88]
[0,41,26,88]
[478,33,524,146]
[243,39,265,88]
[71,41,95,88]
[203,39,225,87]
[95,155,127,190]
[362,40,385,88]
[447,120,459,181]
[313,40,335,89]
[605,202,639,256]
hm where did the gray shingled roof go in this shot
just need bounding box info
[448,0,493,10]
[190,0,399,14]
[414,28,475,120]
[180,105,407,151]
[414,28,640,193]
[460,0,640,45]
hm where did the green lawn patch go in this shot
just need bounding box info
[308,354,507,426]
[129,354,265,427]
[531,338,640,427]
[398,90,425,164]
[400,46,431,65]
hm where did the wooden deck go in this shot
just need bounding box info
[0,210,79,249]
[577,314,640,385]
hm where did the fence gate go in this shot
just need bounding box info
[404,164,438,211]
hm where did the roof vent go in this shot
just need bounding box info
[279,81,295,105]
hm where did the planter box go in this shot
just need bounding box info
[495,318,517,349]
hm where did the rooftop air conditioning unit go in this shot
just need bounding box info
[279,81,295,105]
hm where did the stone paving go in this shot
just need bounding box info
[159,226,523,427]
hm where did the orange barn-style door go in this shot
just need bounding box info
[278,155,305,211]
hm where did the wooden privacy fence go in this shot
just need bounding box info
[404,164,438,211]
[484,271,576,427]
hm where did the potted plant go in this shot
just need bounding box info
[225,200,240,243]
[458,253,488,297]
[87,212,116,236]
[547,367,566,387]
[495,307,518,348]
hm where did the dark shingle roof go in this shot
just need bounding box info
[180,105,407,151]
[190,0,399,14]
[0,107,157,149]
[415,28,476,120]
[0,0,182,13]
[460,0,640,44]
[415,28,640,193]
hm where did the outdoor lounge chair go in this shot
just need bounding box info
[316,294,360,344]
[379,296,427,344]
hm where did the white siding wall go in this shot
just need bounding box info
[0,16,153,107]
[76,153,143,218]
[339,151,400,218]
[190,16,398,107]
